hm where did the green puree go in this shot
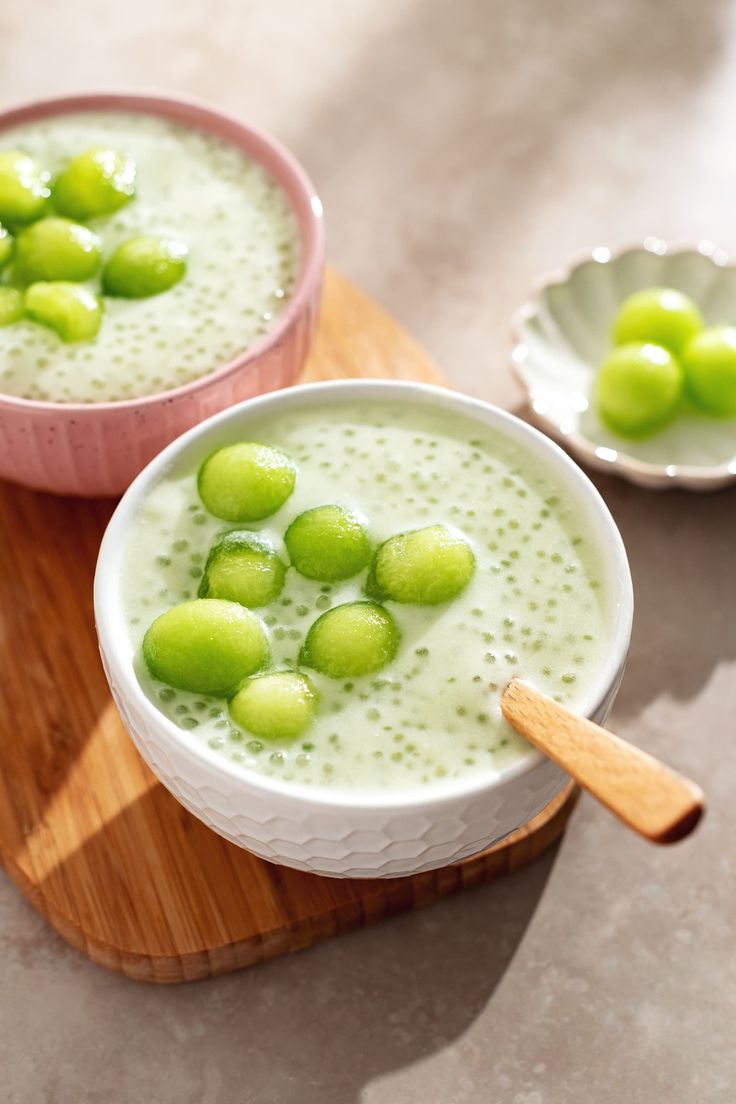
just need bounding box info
[123,402,609,794]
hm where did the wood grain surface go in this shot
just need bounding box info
[0,268,576,983]
[501,679,703,844]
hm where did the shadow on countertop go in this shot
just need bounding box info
[18,841,559,1104]
[283,0,728,331]
[588,467,736,720]
[510,401,736,725]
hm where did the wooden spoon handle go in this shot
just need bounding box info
[500,678,704,844]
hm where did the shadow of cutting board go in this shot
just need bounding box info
[0,269,576,983]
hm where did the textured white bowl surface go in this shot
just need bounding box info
[512,238,736,490]
[95,380,633,878]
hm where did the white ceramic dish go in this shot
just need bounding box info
[512,239,736,490]
[94,380,633,879]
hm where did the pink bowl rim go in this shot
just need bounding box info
[0,90,325,414]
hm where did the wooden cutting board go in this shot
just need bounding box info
[0,269,576,983]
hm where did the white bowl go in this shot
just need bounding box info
[512,239,736,490]
[94,381,633,879]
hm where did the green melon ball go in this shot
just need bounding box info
[0,286,23,327]
[612,287,703,357]
[229,671,317,741]
[0,222,13,271]
[682,326,736,417]
[367,524,475,605]
[14,217,102,284]
[0,151,50,225]
[143,598,270,696]
[595,342,683,438]
[285,505,371,582]
[198,443,296,522]
[0,287,22,324]
[25,281,103,343]
[102,236,187,298]
[198,530,287,607]
[53,147,136,220]
[300,601,400,679]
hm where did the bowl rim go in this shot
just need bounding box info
[510,237,736,489]
[0,89,325,414]
[94,379,634,813]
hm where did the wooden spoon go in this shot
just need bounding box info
[500,678,704,844]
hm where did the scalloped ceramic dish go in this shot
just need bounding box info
[512,239,736,490]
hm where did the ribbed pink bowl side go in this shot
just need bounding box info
[0,290,319,496]
[0,92,324,497]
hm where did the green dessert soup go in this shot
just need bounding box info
[0,111,298,402]
[123,401,610,793]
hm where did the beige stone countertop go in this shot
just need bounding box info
[2,2,735,1101]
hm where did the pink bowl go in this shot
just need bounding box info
[0,92,325,497]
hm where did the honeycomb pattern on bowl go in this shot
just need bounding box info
[100,644,604,879]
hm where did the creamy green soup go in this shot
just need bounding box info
[0,111,298,403]
[122,400,610,793]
